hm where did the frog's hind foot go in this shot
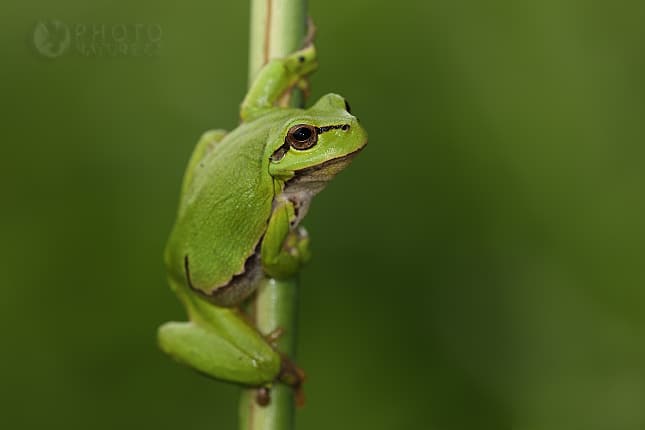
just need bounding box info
[264,327,285,347]
[278,355,306,407]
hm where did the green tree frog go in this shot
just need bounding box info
[158,43,367,397]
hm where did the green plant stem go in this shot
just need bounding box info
[239,278,299,430]
[241,1,307,430]
[248,0,308,83]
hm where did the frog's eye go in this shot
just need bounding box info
[286,124,318,150]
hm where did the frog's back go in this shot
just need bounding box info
[165,121,274,301]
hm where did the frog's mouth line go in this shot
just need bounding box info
[291,143,367,178]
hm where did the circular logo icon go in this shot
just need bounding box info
[33,19,70,58]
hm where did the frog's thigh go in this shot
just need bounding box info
[158,316,280,386]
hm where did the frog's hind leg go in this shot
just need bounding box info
[158,282,281,386]
[158,316,281,386]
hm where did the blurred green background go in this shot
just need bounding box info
[2,0,644,429]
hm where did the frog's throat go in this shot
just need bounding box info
[285,144,366,192]
[277,144,366,226]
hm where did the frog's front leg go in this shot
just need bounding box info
[261,196,311,279]
[241,44,318,121]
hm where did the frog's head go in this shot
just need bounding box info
[267,93,367,183]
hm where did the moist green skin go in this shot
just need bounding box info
[158,44,367,388]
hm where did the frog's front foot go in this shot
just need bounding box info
[284,226,311,264]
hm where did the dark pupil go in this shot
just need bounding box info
[293,127,312,141]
